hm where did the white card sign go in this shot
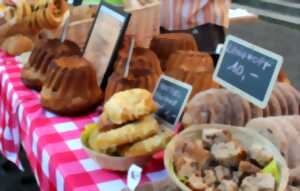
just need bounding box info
[83,2,130,89]
[213,35,283,108]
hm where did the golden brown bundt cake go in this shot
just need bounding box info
[150,33,198,71]
[21,39,81,90]
[41,55,102,116]
[165,51,218,97]
[105,47,162,101]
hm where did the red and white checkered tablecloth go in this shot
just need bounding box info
[0,51,167,191]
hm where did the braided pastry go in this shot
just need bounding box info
[4,0,67,32]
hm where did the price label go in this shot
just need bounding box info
[153,75,192,128]
[127,164,142,191]
[213,35,283,108]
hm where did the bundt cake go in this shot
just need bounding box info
[21,39,81,90]
[105,47,162,101]
[165,51,219,97]
[150,33,198,71]
[41,55,102,116]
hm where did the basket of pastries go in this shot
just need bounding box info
[81,88,172,171]
[164,124,289,191]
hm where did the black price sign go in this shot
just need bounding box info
[213,35,283,108]
[153,75,192,128]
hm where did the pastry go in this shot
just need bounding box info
[165,51,218,97]
[274,117,300,169]
[227,93,245,126]
[182,89,222,126]
[21,39,81,90]
[89,115,160,152]
[267,94,282,116]
[121,129,172,157]
[5,0,67,32]
[1,34,33,56]
[277,83,299,115]
[103,88,157,125]
[150,33,198,71]
[241,98,252,125]
[105,47,162,101]
[273,86,289,115]
[246,118,289,160]
[250,103,263,119]
[41,55,102,116]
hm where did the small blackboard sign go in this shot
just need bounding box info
[213,35,283,108]
[153,75,192,128]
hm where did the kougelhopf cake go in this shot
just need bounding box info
[105,47,162,101]
[41,55,102,116]
[21,39,81,90]
[150,33,198,71]
[165,50,218,97]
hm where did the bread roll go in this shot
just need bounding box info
[1,34,33,56]
[104,89,157,125]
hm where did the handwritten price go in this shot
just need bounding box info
[227,61,259,81]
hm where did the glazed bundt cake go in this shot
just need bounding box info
[21,39,81,90]
[150,33,198,71]
[105,47,162,101]
[165,51,219,97]
[41,55,102,116]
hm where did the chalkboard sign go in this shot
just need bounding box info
[153,75,192,128]
[83,2,130,89]
[213,35,283,108]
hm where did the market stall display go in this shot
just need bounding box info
[0,0,299,190]
[21,38,81,90]
[105,47,162,101]
[164,125,289,191]
[82,89,172,170]
[182,83,300,127]
[165,50,219,97]
[150,33,198,71]
[41,55,102,116]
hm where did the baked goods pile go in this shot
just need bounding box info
[105,47,162,101]
[87,89,172,157]
[246,116,300,190]
[171,128,280,191]
[182,83,300,127]
[4,0,68,32]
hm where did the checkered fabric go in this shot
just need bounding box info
[0,51,167,191]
